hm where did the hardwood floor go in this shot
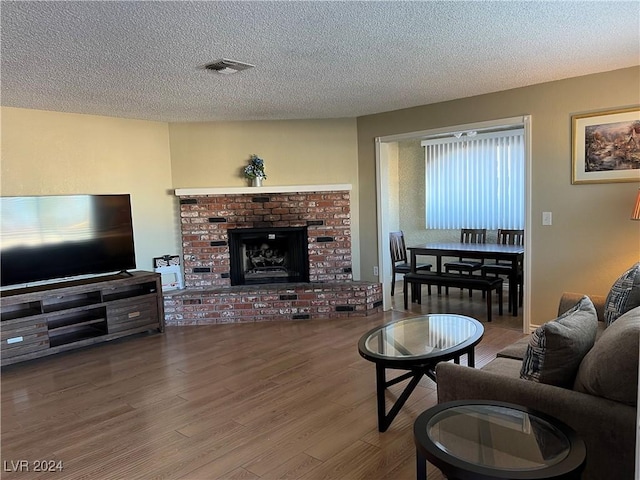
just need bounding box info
[2,288,525,480]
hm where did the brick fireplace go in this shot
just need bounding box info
[163,185,382,325]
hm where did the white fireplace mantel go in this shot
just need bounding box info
[174,184,352,196]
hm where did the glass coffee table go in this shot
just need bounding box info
[357,314,484,432]
[414,400,586,479]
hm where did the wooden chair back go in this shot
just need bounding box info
[460,228,487,244]
[497,229,524,246]
[389,231,408,265]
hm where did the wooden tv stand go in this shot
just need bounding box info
[1,271,165,367]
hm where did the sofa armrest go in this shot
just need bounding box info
[559,292,606,322]
[436,362,636,480]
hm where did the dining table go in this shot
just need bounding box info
[407,242,525,316]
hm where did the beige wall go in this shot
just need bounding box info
[168,118,361,277]
[397,140,427,249]
[387,142,400,232]
[0,107,178,273]
[168,119,358,187]
[357,66,640,324]
[1,112,361,280]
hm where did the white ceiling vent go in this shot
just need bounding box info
[204,59,255,75]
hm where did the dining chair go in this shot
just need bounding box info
[481,229,524,310]
[390,231,432,296]
[443,228,487,296]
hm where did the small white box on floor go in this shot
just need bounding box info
[153,255,184,291]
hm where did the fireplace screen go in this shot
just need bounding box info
[228,227,309,285]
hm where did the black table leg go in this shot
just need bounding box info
[375,364,424,432]
[376,365,387,430]
[416,448,427,480]
[510,261,519,316]
[467,347,475,368]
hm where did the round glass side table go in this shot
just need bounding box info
[413,400,586,480]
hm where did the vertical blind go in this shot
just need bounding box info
[421,129,525,230]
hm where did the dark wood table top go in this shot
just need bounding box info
[408,242,524,256]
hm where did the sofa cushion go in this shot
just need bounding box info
[604,262,640,326]
[573,306,640,406]
[496,336,530,360]
[498,323,606,361]
[558,292,606,323]
[481,357,523,378]
[520,296,598,387]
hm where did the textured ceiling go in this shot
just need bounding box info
[1,1,639,122]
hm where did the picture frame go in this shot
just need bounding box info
[571,107,640,184]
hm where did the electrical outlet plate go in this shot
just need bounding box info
[542,211,552,225]
[373,266,379,276]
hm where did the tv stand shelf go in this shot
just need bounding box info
[1,271,164,366]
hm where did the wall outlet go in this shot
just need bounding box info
[542,211,552,225]
[373,266,379,276]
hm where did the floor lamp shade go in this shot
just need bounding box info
[632,189,640,220]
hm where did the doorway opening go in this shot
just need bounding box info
[375,116,532,333]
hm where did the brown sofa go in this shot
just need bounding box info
[436,293,639,480]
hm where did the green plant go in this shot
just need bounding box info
[243,154,267,179]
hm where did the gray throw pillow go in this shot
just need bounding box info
[573,306,639,406]
[520,296,598,387]
[604,262,640,326]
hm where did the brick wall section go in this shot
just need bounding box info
[170,189,383,324]
[163,281,383,325]
[179,191,353,288]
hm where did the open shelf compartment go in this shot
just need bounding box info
[42,291,102,313]
[1,301,43,321]
[47,307,108,347]
[102,281,158,302]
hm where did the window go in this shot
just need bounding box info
[421,129,525,230]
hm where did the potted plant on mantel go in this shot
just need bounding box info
[243,154,267,187]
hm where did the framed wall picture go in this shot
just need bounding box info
[571,107,640,184]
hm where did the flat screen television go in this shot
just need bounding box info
[1,194,136,287]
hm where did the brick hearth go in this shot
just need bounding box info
[163,281,382,325]
[164,185,382,325]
